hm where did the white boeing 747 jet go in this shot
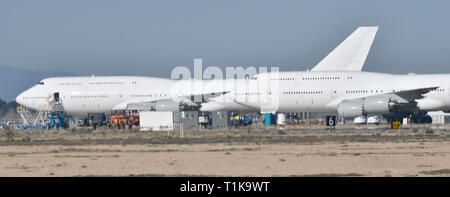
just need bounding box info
[17,26,442,123]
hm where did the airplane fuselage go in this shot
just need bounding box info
[16,71,450,116]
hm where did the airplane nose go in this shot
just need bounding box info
[16,93,24,106]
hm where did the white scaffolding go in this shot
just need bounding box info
[16,94,66,129]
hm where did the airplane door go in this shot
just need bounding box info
[295,74,302,85]
[448,84,450,96]
[331,89,337,98]
[294,74,302,106]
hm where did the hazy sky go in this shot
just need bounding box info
[1,0,450,77]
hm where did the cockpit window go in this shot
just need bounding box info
[37,81,44,85]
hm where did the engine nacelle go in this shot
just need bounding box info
[363,97,394,114]
[151,100,183,111]
[199,102,225,111]
[338,97,396,118]
[337,100,363,118]
[152,100,200,111]
[127,100,199,111]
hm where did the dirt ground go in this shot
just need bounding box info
[1,125,450,177]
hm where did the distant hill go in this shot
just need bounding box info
[0,65,75,101]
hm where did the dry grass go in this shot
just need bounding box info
[420,169,450,175]
[0,126,450,176]
[2,126,15,141]
[297,173,364,177]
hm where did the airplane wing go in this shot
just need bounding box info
[311,26,378,72]
[125,91,229,111]
[343,87,438,104]
[393,87,438,101]
[334,86,439,118]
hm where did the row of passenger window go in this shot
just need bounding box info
[70,95,109,99]
[270,76,348,81]
[22,96,46,100]
[88,81,126,85]
[283,91,323,95]
[302,77,340,80]
[345,88,445,94]
[58,81,136,86]
[392,88,444,93]
[346,90,383,94]
[271,78,295,80]
[234,92,262,95]
[58,82,81,86]
[132,94,167,97]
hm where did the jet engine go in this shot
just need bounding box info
[337,100,363,118]
[127,100,199,111]
[150,100,184,111]
[337,97,397,118]
[363,97,396,114]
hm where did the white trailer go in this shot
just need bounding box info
[353,116,367,124]
[428,111,450,124]
[277,113,286,125]
[139,111,173,131]
[367,115,382,124]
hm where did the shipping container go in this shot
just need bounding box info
[139,111,173,131]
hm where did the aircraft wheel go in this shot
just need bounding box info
[425,116,432,124]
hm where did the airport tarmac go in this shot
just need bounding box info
[1,125,450,177]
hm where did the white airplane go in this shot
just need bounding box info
[18,26,442,123]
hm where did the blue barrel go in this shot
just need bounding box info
[265,113,276,126]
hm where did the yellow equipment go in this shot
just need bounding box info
[391,121,402,129]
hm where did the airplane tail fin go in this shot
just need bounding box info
[310,26,378,71]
